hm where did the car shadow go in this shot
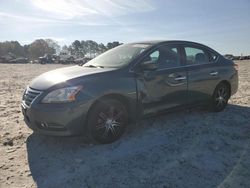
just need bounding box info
[26,104,250,188]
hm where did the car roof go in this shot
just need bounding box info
[130,40,205,46]
[129,40,220,55]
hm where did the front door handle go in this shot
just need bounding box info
[174,76,186,81]
[210,71,218,76]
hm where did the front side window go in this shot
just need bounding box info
[185,47,209,65]
[149,51,160,62]
[143,45,181,69]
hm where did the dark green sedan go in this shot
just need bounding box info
[21,40,238,144]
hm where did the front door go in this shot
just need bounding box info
[136,44,188,115]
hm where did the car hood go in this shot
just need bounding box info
[30,65,115,90]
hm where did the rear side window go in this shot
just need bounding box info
[185,47,209,65]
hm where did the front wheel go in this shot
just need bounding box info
[87,99,128,144]
[211,83,230,112]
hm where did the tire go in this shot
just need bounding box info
[87,99,128,144]
[211,83,230,112]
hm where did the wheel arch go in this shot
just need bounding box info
[215,80,231,97]
[85,93,136,126]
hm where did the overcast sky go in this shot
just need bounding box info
[0,0,249,55]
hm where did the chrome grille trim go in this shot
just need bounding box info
[23,87,42,107]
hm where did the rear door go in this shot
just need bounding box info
[136,44,188,114]
[184,45,220,105]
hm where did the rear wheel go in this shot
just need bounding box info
[87,99,128,144]
[211,83,230,112]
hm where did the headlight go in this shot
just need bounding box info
[41,86,82,103]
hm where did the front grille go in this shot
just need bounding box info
[23,87,42,107]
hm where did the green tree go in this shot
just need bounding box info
[27,39,55,59]
[70,40,82,57]
[64,40,123,59]
[0,41,25,57]
[45,39,61,54]
[80,41,87,57]
[62,45,69,52]
[98,43,107,54]
[106,41,122,50]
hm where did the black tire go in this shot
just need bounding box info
[87,99,128,144]
[211,83,230,112]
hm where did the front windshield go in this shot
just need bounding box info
[84,43,151,68]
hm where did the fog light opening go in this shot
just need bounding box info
[41,122,48,128]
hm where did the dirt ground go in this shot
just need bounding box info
[0,61,249,188]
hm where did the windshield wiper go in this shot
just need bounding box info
[84,64,96,68]
[83,64,104,68]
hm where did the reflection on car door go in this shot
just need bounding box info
[136,44,188,115]
[184,46,220,105]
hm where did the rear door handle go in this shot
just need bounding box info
[168,73,176,78]
[210,71,218,76]
[174,76,186,81]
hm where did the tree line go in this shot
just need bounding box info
[0,39,122,60]
[66,40,122,58]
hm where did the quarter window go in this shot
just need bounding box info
[207,51,218,62]
[185,47,209,65]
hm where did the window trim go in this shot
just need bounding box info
[150,45,183,69]
[183,46,210,65]
[182,44,219,66]
[129,42,220,72]
[132,43,185,71]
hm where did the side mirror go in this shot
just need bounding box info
[140,60,158,71]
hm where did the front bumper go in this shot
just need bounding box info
[21,100,92,136]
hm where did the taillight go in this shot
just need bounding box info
[234,63,239,71]
[234,63,238,71]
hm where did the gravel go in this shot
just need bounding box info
[0,61,249,188]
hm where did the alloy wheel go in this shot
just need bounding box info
[89,100,128,144]
[215,87,228,108]
[212,84,230,112]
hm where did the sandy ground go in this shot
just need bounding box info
[0,61,249,188]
